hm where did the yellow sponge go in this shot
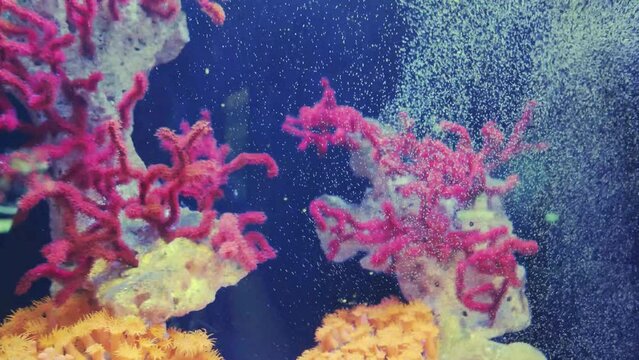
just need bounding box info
[90,237,248,325]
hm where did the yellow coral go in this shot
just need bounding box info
[0,334,37,359]
[170,329,217,357]
[299,298,439,360]
[0,295,223,360]
[114,342,145,360]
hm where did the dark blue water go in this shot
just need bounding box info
[1,1,637,359]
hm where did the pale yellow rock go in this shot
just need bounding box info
[495,342,546,360]
[441,337,545,360]
[439,314,546,360]
[90,238,248,324]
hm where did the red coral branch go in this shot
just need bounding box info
[64,0,98,57]
[139,0,180,19]
[118,71,148,129]
[198,0,226,26]
[456,232,538,321]
[107,0,131,20]
[211,212,276,270]
[282,78,381,154]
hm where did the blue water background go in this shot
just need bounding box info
[1,1,637,359]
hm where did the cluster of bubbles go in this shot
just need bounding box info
[382,0,548,129]
[384,0,638,358]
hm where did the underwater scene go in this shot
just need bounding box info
[0,0,637,359]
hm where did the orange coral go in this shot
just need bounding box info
[199,0,226,26]
[299,298,439,360]
[0,295,223,360]
[0,292,98,339]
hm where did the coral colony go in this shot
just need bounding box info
[284,79,548,357]
[1,0,548,358]
[0,0,277,328]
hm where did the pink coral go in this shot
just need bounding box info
[139,0,180,19]
[1,1,277,304]
[284,78,546,323]
[64,0,98,57]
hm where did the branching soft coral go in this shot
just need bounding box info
[1,1,278,309]
[13,89,278,304]
[284,79,545,335]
